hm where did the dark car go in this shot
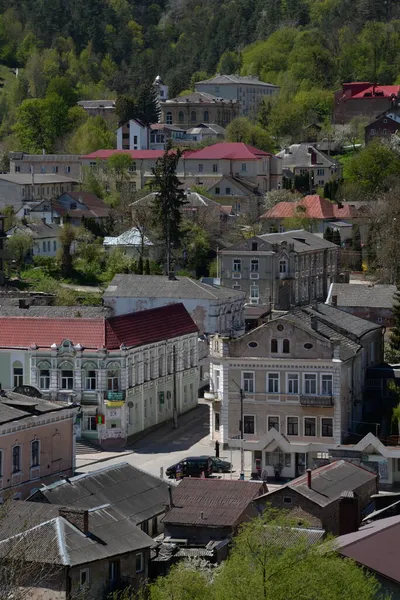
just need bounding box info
[166,456,213,479]
[205,456,232,473]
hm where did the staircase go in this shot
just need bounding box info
[75,438,102,455]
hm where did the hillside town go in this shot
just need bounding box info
[1,0,400,597]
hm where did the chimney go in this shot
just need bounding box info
[310,315,318,331]
[307,468,312,488]
[59,507,89,534]
[339,491,359,535]
[331,294,337,307]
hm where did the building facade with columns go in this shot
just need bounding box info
[206,304,383,479]
[0,304,199,448]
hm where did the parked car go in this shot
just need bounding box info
[166,456,213,479]
[203,456,232,473]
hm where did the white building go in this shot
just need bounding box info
[6,221,62,257]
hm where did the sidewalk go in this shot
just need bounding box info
[76,449,134,469]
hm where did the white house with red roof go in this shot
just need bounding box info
[0,303,199,448]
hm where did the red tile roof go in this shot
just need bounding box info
[260,195,358,221]
[0,304,198,350]
[184,142,270,160]
[351,85,400,99]
[80,149,165,160]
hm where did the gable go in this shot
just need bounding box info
[221,235,272,253]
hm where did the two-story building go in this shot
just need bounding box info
[220,230,338,310]
[0,303,199,448]
[275,145,342,189]
[365,110,400,144]
[18,191,111,226]
[206,304,383,479]
[0,388,76,499]
[9,152,82,179]
[6,221,62,258]
[334,82,400,125]
[160,92,238,129]
[0,174,78,210]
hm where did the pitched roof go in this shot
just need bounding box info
[350,84,400,99]
[259,229,338,252]
[104,227,154,247]
[335,515,400,583]
[132,190,221,209]
[103,274,245,301]
[0,501,153,566]
[7,221,62,239]
[0,390,72,425]
[260,196,358,221]
[0,174,78,184]
[0,306,109,318]
[0,303,198,350]
[59,191,111,218]
[327,283,396,309]
[276,144,338,169]
[163,478,264,527]
[80,149,165,160]
[184,142,270,160]
[33,462,170,525]
[195,74,278,87]
[164,91,236,104]
[256,461,376,508]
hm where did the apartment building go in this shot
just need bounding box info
[9,152,81,179]
[195,74,279,118]
[160,91,238,129]
[206,304,383,479]
[0,303,199,448]
[220,230,338,310]
[0,174,78,209]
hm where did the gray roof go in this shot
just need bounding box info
[186,123,226,136]
[77,100,115,109]
[195,74,278,87]
[104,227,154,247]
[0,501,153,566]
[132,190,221,209]
[0,174,78,184]
[327,283,396,309]
[9,153,80,162]
[259,230,338,252]
[257,460,376,508]
[31,462,171,525]
[164,91,238,104]
[0,305,109,318]
[276,144,339,169]
[103,274,245,301]
[7,221,62,239]
[0,390,71,425]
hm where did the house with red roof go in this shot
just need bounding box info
[19,191,111,227]
[259,195,360,241]
[0,303,199,448]
[334,82,400,124]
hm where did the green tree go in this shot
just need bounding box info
[46,76,78,107]
[67,116,115,154]
[226,117,274,152]
[284,206,316,232]
[103,247,135,282]
[144,258,150,275]
[346,141,400,195]
[13,94,69,153]
[115,95,136,124]
[151,144,186,273]
[6,233,33,273]
[57,223,76,278]
[107,153,134,189]
[390,290,400,359]
[217,50,242,74]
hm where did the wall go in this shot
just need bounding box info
[34,236,58,257]
[10,158,81,180]
[334,96,394,124]
[333,305,394,328]
[0,180,23,208]
[160,102,237,129]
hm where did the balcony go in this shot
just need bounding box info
[300,395,333,407]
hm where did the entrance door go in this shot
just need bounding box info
[215,412,220,431]
[295,452,307,477]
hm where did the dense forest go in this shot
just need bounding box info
[0,0,400,154]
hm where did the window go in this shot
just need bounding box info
[212,163,218,173]
[191,110,197,122]
[243,415,255,434]
[53,240,56,251]
[215,187,220,194]
[47,241,50,251]
[135,552,144,573]
[242,372,254,393]
[304,374,317,395]
[85,370,96,390]
[241,163,247,172]
[42,241,46,252]
[287,373,299,394]
[321,374,333,396]
[198,164,203,173]
[251,258,259,272]
[287,417,298,436]
[80,569,89,588]
[31,440,40,467]
[61,370,73,390]
[321,418,333,437]
[317,168,324,176]
[107,369,119,391]
[383,128,387,135]
[178,111,184,123]
[65,166,71,173]
[225,187,231,194]
[204,110,209,122]
[109,560,120,583]
[52,166,58,174]
[279,259,287,274]
[39,369,50,389]
[283,496,292,504]
[13,363,23,387]
[271,338,278,353]
[15,165,20,172]
[214,369,220,391]
[166,112,172,125]
[250,286,259,302]
[85,416,97,431]
[268,416,279,431]
[251,242,258,251]
[267,373,279,394]
[233,259,241,272]
[304,417,316,436]
[12,445,21,473]
[282,339,290,353]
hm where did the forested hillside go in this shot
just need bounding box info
[0,0,399,153]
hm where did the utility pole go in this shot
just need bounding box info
[172,345,178,429]
[239,387,244,480]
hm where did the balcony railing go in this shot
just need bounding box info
[300,395,333,407]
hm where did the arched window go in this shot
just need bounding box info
[166,112,173,125]
[59,361,74,390]
[283,339,290,354]
[12,361,24,387]
[203,110,209,122]
[178,111,184,123]
[83,362,97,390]
[191,110,197,122]
[38,360,51,390]
[271,339,278,353]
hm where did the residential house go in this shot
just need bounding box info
[160,478,265,561]
[259,195,359,239]
[0,213,5,285]
[30,462,171,538]
[219,230,338,310]
[20,191,111,226]
[6,221,62,258]
[77,99,116,116]
[185,123,225,143]
[0,389,76,499]
[149,124,187,149]
[117,119,188,151]
[0,501,154,599]
[160,91,238,129]
[195,74,279,118]
[0,174,78,210]
[9,152,81,180]
[365,110,400,144]
[334,82,400,125]
[206,304,383,476]
[275,144,342,189]
[0,303,199,447]
[255,460,378,535]
[335,514,400,598]
[326,283,396,327]
[103,227,159,260]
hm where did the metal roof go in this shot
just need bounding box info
[0,390,72,425]
[104,227,154,247]
[0,174,78,184]
[327,283,396,309]
[195,74,278,87]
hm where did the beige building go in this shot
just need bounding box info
[0,173,78,210]
[9,152,81,179]
[206,304,383,479]
[0,388,76,499]
[160,91,238,129]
